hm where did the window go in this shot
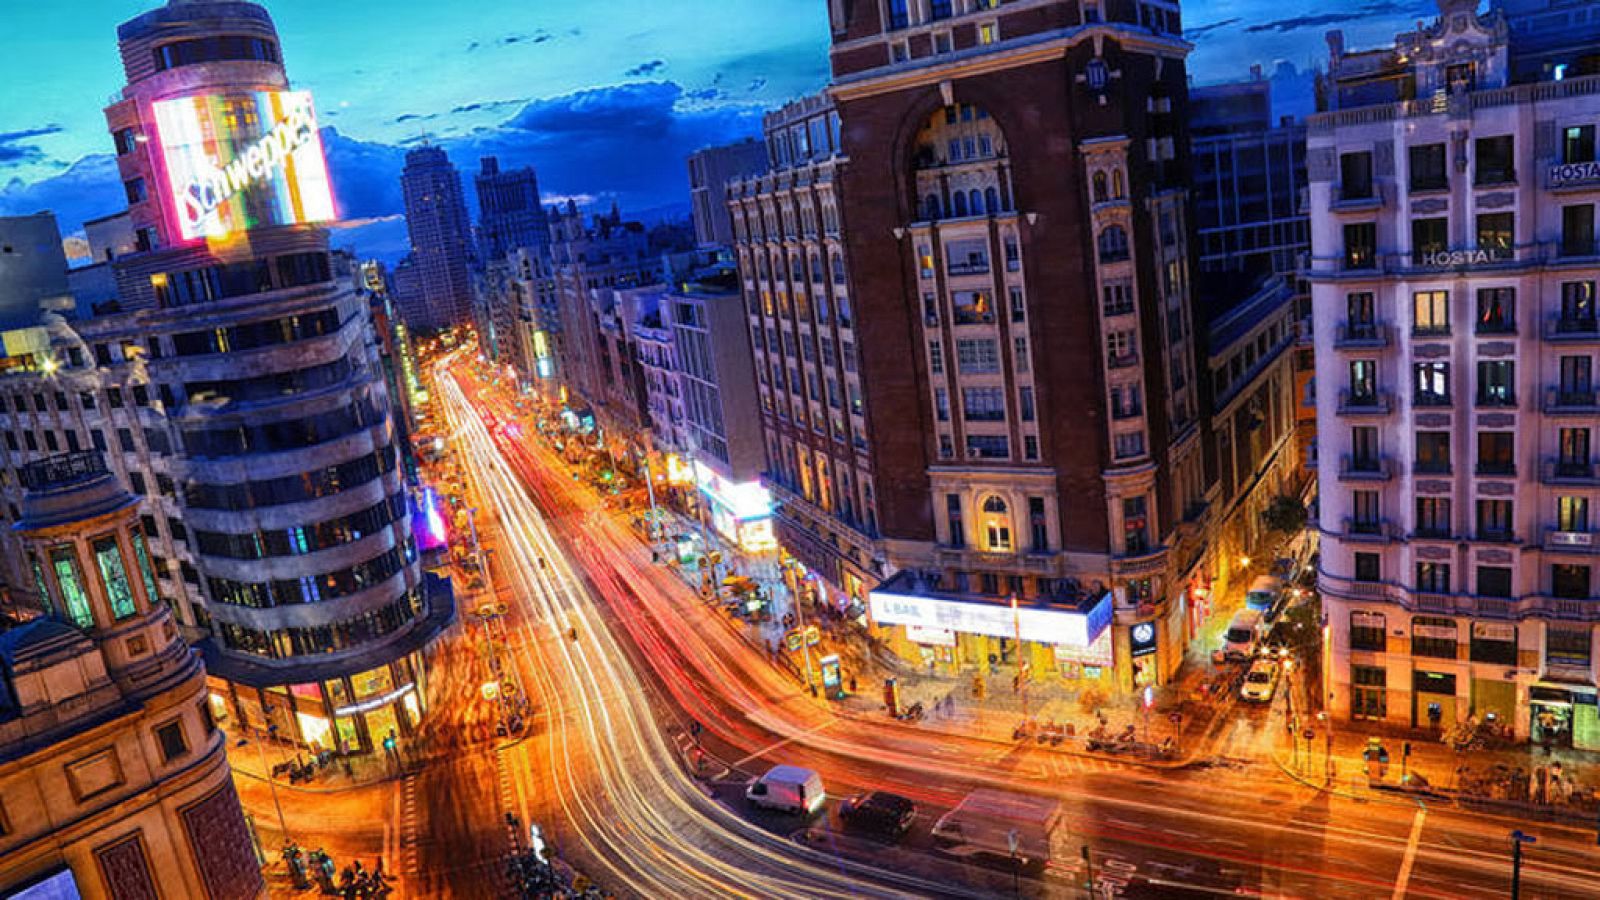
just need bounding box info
[50,546,93,629]
[1558,495,1590,533]
[1476,499,1514,541]
[1023,435,1038,461]
[1477,566,1513,598]
[1475,288,1515,333]
[952,290,994,324]
[1416,496,1451,537]
[1476,431,1515,476]
[1019,386,1035,422]
[1352,491,1380,531]
[888,0,910,29]
[1340,151,1373,199]
[1344,222,1376,269]
[1476,360,1514,406]
[1353,552,1380,583]
[962,387,1005,421]
[1415,432,1451,475]
[1470,623,1518,665]
[1114,431,1146,459]
[1413,362,1450,406]
[1349,359,1377,400]
[981,496,1012,551]
[1559,356,1594,403]
[1412,217,1448,261]
[123,177,147,205]
[153,35,279,72]
[956,338,999,374]
[1106,330,1136,367]
[1416,561,1452,593]
[156,720,188,762]
[1412,290,1449,335]
[1350,611,1386,651]
[978,21,998,44]
[1009,287,1025,323]
[1028,497,1048,551]
[1547,625,1592,668]
[1409,143,1448,191]
[1474,135,1514,185]
[1476,212,1514,256]
[932,31,952,54]
[1562,204,1595,257]
[1122,496,1149,554]
[1346,291,1375,333]
[928,340,944,375]
[1411,616,1458,659]
[1097,226,1129,263]
[1013,337,1029,373]
[93,536,137,620]
[114,127,138,156]
[1558,427,1591,472]
[1104,282,1134,316]
[965,434,1009,459]
[1553,564,1590,600]
[1561,280,1597,329]
[1351,665,1387,719]
[1564,125,1596,165]
[933,388,949,422]
[1351,426,1379,468]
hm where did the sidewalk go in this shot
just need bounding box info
[223,717,416,793]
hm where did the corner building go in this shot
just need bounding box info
[823,0,1209,692]
[64,0,451,755]
[1314,0,1600,747]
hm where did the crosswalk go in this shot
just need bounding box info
[399,774,420,875]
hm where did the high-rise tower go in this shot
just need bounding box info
[399,145,475,332]
[474,156,549,263]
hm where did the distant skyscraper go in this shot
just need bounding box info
[474,156,549,262]
[400,145,475,331]
[687,140,766,248]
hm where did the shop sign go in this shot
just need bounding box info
[906,624,956,646]
[1054,629,1113,667]
[1412,622,1458,641]
[1129,621,1159,658]
[820,655,841,690]
[1471,622,1516,643]
[1353,611,1386,629]
[332,683,416,717]
[804,625,821,646]
[868,588,1112,648]
[1416,247,1512,268]
[1550,161,1600,189]
[784,631,804,652]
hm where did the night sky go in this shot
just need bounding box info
[0,0,1440,257]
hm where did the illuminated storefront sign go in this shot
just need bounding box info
[1053,628,1114,667]
[1129,621,1158,658]
[906,624,956,646]
[1550,161,1600,189]
[869,589,1112,649]
[153,90,335,241]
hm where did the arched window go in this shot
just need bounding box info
[1092,171,1108,203]
[969,189,984,215]
[1111,168,1125,199]
[810,252,822,282]
[953,191,969,217]
[757,256,769,279]
[984,187,1000,215]
[1098,225,1129,263]
[790,255,803,281]
[831,252,846,285]
[925,194,942,220]
[981,496,1012,552]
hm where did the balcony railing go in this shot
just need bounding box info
[1337,390,1392,415]
[1411,526,1454,540]
[1334,322,1391,348]
[1343,518,1396,540]
[1331,183,1383,210]
[1413,459,1453,476]
[1413,392,1453,409]
[1107,352,1140,370]
[1544,315,1600,341]
[1475,528,1518,544]
[1339,455,1392,481]
[1389,588,1600,622]
[1543,459,1599,485]
[1544,387,1600,414]
[1111,403,1144,421]
[947,259,990,277]
[1556,239,1600,260]
[1474,391,1517,409]
[1545,528,1599,554]
[1474,461,1516,478]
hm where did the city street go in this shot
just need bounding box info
[433,357,1600,899]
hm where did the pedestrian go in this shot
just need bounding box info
[848,676,858,694]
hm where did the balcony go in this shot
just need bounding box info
[1413,459,1453,476]
[1544,528,1600,554]
[1555,239,1600,261]
[1337,390,1392,415]
[1544,387,1600,415]
[1111,402,1144,421]
[1541,459,1599,486]
[1474,461,1516,478]
[1401,243,1533,273]
[1331,183,1383,212]
[1474,391,1517,409]
[951,307,996,326]
[1543,315,1600,342]
[1107,352,1140,370]
[1475,317,1517,336]
[1411,526,1454,540]
[1338,455,1392,481]
[1392,588,1600,622]
[1342,518,1397,541]
[1333,322,1391,349]
[1111,544,1168,577]
[1413,391,1453,409]
[1474,529,1518,545]
[947,259,991,277]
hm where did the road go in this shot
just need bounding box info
[443,355,1600,900]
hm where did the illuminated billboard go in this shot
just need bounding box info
[152,90,336,241]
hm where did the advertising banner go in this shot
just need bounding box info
[153,90,336,241]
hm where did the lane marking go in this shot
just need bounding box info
[1392,805,1426,900]
[730,717,842,768]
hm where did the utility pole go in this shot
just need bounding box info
[641,455,662,547]
[793,559,817,694]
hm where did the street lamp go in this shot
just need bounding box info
[1510,830,1536,900]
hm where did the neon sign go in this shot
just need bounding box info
[152,90,335,241]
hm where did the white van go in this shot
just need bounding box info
[932,789,1063,870]
[746,765,826,815]
[1223,608,1265,661]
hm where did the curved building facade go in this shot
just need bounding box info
[71,0,451,753]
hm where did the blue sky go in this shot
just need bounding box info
[0,0,1439,257]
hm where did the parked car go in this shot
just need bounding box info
[1240,658,1280,703]
[1222,609,1266,661]
[838,791,916,838]
[746,765,826,815]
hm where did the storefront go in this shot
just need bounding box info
[868,571,1115,691]
[208,651,430,756]
[693,460,776,552]
[1411,669,1457,733]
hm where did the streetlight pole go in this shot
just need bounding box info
[1510,830,1536,900]
[253,718,289,844]
[641,455,662,548]
[793,564,816,695]
[1011,593,1027,722]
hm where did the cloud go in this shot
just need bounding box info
[1186,17,1241,39]
[0,124,65,167]
[0,153,121,233]
[625,59,666,77]
[449,98,530,115]
[1243,2,1420,35]
[746,78,768,93]
[394,112,438,124]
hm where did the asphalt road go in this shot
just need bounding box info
[437,358,1600,900]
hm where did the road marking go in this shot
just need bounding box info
[730,717,842,768]
[1392,805,1426,900]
